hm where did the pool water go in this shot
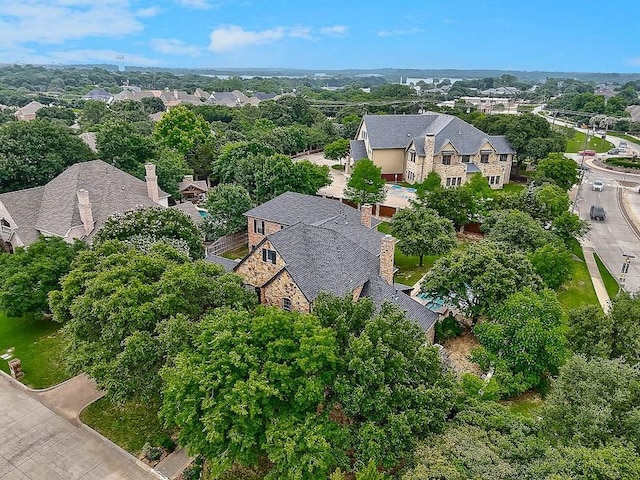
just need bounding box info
[417,293,447,313]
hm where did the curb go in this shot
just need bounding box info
[0,367,75,392]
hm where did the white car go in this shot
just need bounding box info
[592,180,604,192]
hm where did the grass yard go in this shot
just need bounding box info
[566,130,613,153]
[557,240,599,312]
[377,222,438,286]
[222,245,249,260]
[501,391,543,418]
[0,312,68,389]
[594,253,619,299]
[80,397,173,455]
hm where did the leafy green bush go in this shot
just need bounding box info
[435,315,463,342]
[141,442,162,461]
[156,434,176,453]
[605,157,640,169]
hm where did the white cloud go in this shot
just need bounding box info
[175,0,212,8]
[0,46,159,66]
[377,27,424,38]
[209,25,286,52]
[626,57,640,66]
[289,27,313,40]
[320,25,348,37]
[137,6,161,17]
[0,0,148,46]
[150,38,201,57]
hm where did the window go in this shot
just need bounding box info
[262,248,276,264]
[409,151,416,163]
[254,219,265,234]
[461,155,471,163]
[442,154,452,165]
[282,298,292,311]
[445,177,462,188]
[480,153,490,163]
[487,175,501,186]
[406,171,415,181]
[499,154,509,162]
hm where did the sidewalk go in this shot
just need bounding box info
[580,241,611,313]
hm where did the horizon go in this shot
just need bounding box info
[1,1,639,74]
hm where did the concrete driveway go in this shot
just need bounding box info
[0,375,158,480]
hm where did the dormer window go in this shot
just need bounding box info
[262,248,276,264]
[500,154,509,162]
[480,153,490,163]
[461,155,471,163]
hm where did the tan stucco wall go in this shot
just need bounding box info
[263,269,311,313]
[235,239,286,287]
[371,149,405,174]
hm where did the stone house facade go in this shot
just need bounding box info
[208,192,438,341]
[349,114,515,188]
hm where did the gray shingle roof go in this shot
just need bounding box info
[82,89,113,101]
[465,162,482,173]
[36,160,169,239]
[265,223,379,302]
[362,114,514,156]
[361,275,438,333]
[171,202,203,225]
[350,139,367,161]
[315,214,384,256]
[205,254,239,271]
[0,186,45,246]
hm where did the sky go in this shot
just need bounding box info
[0,0,639,73]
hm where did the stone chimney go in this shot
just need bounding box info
[380,234,396,285]
[76,189,94,235]
[183,174,194,183]
[361,204,373,228]
[145,163,160,203]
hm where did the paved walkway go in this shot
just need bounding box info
[0,374,159,479]
[580,242,612,313]
[34,374,104,425]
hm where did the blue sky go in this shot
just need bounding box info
[0,0,638,73]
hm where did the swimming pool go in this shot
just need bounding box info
[417,293,448,313]
[390,184,416,193]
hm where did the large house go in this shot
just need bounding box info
[0,160,169,253]
[350,114,515,188]
[14,101,44,121]
[207,192,438,340]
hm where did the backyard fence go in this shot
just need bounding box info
[206,231,248,256]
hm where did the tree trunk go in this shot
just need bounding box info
[419,253,424,267]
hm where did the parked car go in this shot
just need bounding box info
[590,205,606,221]
[608,148,621,155]
[619,142,628,151]
[592,180,604,192]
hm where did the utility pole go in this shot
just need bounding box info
[619,253,635,293]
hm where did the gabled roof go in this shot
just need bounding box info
[15,101,44,115]
[262,223,379,302]
[79,132,97,152]
[0,186,45,246]
[34,160,168,239]
[82,89,113,101]
[205,254,239,271]
[360,275,438,333]
[361,114,514,155]
[178,179,208,193]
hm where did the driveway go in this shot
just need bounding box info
[0,375,158,480]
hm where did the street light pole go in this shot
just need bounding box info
[619,253,635,294]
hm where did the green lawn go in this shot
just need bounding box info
[557,240,599,311]
[566,131,614,153]
[80,397,173,455]
[501,392,543,417]
[594,253,619,299]
[0,312,68,389]
[377,222,437,286]
[222,245,249,260]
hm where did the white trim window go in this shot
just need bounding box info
[486,175,501,186]
[254,219,265,234]
[445,177,462,188]
[262,248,276,264]
[282,297,292,311]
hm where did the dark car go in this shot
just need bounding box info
[590,205,606,221]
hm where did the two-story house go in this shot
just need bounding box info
[349,114,515,188]
[207,192,438,341]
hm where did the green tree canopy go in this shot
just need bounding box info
[94,206,204,259]
[202,183,253,241]
[417,186,477,231]
[35,106,76,126]
[532,153,580,191]
[160,307,344,479]
[528,244,574,289]
[324,138,350,163]
[49,241,256,403]
[542,355,640,449]
[344,158,386,206]
[421,241,541,320]
[153,105,211,155]
[390,205,457,266]
[96,119,155,174]
[0,119,95,193]
[0,236,85,317]
[484,210,559,252]
[471,288,567,397]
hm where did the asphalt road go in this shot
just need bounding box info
[576,160,640,293]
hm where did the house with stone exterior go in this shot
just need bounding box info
[349,114,515,188]
[207,192,438,340]
[0,160,169,253]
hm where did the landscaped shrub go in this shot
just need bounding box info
[141,442,163,461]
[606,157,640,169]
[435,314,463,342]
[156,433,176,453]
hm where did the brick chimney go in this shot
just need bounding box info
[145,163,160,203]
[361,204,373,228]
[380,234,396,285]
[76,189,94,235]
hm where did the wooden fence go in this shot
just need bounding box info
[206,231,248,256]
